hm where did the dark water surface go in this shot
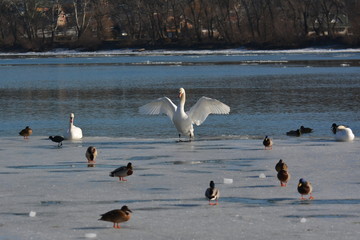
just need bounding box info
[1,49,359,139]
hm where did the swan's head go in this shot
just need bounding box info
[179,88,185,98]
[70,113,75,123]
[331,123,338,134]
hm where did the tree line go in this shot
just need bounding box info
[0,0,359,51]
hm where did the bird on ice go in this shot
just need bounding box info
[49,136,65,147]
[263,136,273,150]
[205,180,220,205]
[139,88,230,139]
[99,205,132,229]
[64,113,83,140]
[331,123,355,141]
[275,159,288,172]
[109,162,133,181]
[85,146,97,163]
[277,169,291,187]
[19,126,33,139]
[297,178,314,200]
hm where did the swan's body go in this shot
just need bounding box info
[139,88,230,138]
[331,123,355,141]
[205,181,220,205]
[64,113,83,140]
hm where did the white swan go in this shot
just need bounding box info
[64,113,83,140]
[139,88,230,138]
[334,125,355,142]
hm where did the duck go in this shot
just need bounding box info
[99,205,132,229]
[85,146,97,163]
[286,129,301,137]
[139,88,230,139]
[300,126,313,134]
[275,159,288,172]
[277,169,290,187]
[205,181,220,205]
[263,136,273,150]
[297,178,314,200]
[64,113,83,140]
[19,126,32,139]
[331,123,355,141]
[49,136,65,147]
[109,162,133,181]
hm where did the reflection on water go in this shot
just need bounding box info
[1,51,360,139]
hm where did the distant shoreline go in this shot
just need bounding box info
[1,37,359,54]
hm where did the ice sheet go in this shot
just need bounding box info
[0,136,359,239]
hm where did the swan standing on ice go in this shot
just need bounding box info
[139,88,230,139]
[64,113,83,140]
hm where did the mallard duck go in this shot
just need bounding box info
[297,178,314,200]
[110,162,133,181]
[263,136,273,150]
[99,205,132,229]
[64,113,83,140]
[139,88,230,139]
[275,159,288,172]
[49,136,65,147]
[19,126,32,139]
[331,123,355,141]
[85,146,97,163]
[300,126,313,133]
[205,181,220,205]
[277,169,290,187]
[286,129,301,137]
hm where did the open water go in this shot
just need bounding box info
[1,48,359,139]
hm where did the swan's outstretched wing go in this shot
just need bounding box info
[188,97,230,126]
[139,97,177,120]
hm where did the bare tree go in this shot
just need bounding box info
[72,0,93,39]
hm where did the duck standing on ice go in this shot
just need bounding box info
[19,126,33,139]
[139,88,230,139]
[263,136,273,150]
[110,162,133,181]
[205,180,220,205]
[86,146,97,163]
[99,205,132,229]
[64,113,83,140]
[297,178,314,200]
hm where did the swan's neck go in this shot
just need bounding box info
[179,92,186,110]
[69,118,74,127]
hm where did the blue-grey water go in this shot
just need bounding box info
[1,49,359,139]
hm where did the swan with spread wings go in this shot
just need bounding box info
[139,88,230,139]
